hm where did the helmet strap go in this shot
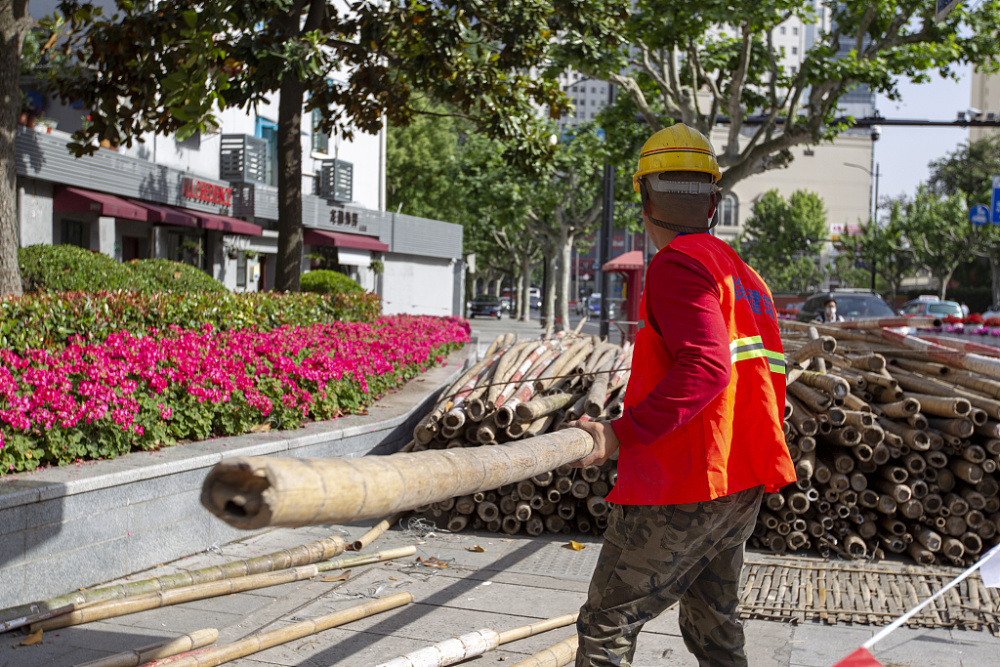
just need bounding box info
[640,181,719,234]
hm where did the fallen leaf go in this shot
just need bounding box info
[416,556,450,569]
[249,423,272,433]
[389,577,398,581]
[467,545,486,553]
[320,569,351,583]
[20,629,43,646]
[564,541,585,551]
[173,271,182,279]
[354,409,369,416]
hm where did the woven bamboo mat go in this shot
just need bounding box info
[740,554,1000,631]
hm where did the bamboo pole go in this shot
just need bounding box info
[508,636,579,667]
[203,429,598,529]
[0,535,346,628]
[157,593,413,667]
[351,514,404,551]
[73,629,219,667]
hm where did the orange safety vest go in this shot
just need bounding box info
[608,234,796,505]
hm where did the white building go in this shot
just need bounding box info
[15,0,463,316]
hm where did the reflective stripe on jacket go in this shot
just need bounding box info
[608,234,796,505]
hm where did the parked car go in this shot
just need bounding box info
[795,290,895,322]
[499,296,511,312]
[469,295,502,319]
[529,287,541,310]
[898,296,963,320]
[982,305,1000,321]
[581,293,614,320]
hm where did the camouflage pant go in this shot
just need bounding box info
[576,486,764,667]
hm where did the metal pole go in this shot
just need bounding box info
[599,82,615,340]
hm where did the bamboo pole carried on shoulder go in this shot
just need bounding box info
[0,535,346,631]
[73,628,219,667]
[157,593,413,667]
[201,429,595,529]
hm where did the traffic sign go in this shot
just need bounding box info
[992,175,1000,224]
[971,204,989,226]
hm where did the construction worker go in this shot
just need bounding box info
[569,124,797,667]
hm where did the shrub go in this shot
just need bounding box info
[0,315,469,474]
[301,270,363,295]
[127,259,228,293]
[18,244,227,294]
[0,291,383,352]
[19,244,152,293]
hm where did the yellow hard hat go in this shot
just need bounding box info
[632,124,721,193]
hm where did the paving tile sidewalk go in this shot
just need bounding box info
[3,521,1000,667]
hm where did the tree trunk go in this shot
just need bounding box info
[939,264,959,300]
[556,228,573,333]
[518,250,531,322]
[0,0,26,297]
[990,254,1000,308]
[274,74,305,292]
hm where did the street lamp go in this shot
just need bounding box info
[844,161,881,291]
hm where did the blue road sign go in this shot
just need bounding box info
[992,175,1000,224]
[971,204,990,226]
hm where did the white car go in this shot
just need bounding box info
[983,306,1000,321]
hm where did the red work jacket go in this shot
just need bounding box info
[608,234,796,505]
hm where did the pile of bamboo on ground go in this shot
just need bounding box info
[771,317,1000,566]
[410,330,631,537]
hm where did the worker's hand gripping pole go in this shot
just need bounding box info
[201,429,596,529]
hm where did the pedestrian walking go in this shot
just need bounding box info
[569,124,797,667]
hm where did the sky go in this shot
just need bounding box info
[874,65,973,202]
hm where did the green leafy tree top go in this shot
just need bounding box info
[555,0,1000,190]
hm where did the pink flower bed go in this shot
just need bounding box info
[0,315,469,475]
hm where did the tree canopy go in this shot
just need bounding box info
[556,0,1000,191]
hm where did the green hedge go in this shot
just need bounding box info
[18,245,226,293]
[0,291,383,352]
[301,270,363,294]
[128,259,228,293]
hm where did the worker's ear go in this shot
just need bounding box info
[707,190,719,219]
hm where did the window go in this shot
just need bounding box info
[792,47,798,55]
[791,66,798,74]
[780,26,786,34]
[237,252,247,288]
[255,117,278,186]
[311,108,329,153]
[61,220,88,248]
[720,193,738,227]
[792,26,799,35]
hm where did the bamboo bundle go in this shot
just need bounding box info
[767,321,1000,566]
[73,628,219,667]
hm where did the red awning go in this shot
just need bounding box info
[193,212,263,237]
[54,187,149,220]
[603,250,645,272]
[305,229,389,252]
[126,199,199,228]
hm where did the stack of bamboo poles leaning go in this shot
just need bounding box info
[764,317,1000,566]
[414,317,1000,567]
[409,328,631,538]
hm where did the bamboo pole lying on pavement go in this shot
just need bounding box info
[201,429,595,529]
[508,636,579,667]
[373,613,579,667]
[158,593,413,667]
[33,546,415,632]
[74,628,219,667]
[351,513,405,551]
[0,535,347,631]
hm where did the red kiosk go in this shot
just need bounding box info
[602,250,645,343]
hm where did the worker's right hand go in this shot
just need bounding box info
[566,420,619,468]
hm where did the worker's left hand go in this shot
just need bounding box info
[566,420,620,468]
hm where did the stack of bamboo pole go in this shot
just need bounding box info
[767,319,1000,565]
[412,321,1000,566]
[410,332,630,538]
